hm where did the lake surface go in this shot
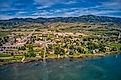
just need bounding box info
[0,54,121,80]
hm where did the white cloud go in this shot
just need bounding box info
[63,1,78,4]
[36,5,50,9]
[32,10,53,16]
[62,7,121,17]
[0,15,14,20]
[34,0,58,6]
[101,0,121,10]
[93,10,121,15]
[17,11,27,14]
[0,14,41,20]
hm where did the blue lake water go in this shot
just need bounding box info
[0,54,121,80]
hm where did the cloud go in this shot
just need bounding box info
[0,15,14,20]
[0,14,41,20]
[36,5,50,9]
[34,0,78,8]
[61,6,121,17]
[32,10,54,17]
[0,0,121,20]
[93,10,121,15]
[63,1,78,4]
[34,0,59,6]
[16,11,28,15]
[101,0,121,10]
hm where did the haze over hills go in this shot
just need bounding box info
[0,15,121,28]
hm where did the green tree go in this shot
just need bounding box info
[60,48,65,56]
[111,47,118,51]
[25,44,36,57]
[54,45,60,58]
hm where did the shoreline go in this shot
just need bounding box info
[0,51,120,66]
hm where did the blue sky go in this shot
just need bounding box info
[0,0,121,20]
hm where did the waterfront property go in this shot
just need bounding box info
[0,26,121,64]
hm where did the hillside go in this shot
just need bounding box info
[0,15,121,28]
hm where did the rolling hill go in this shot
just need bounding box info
[0,15,121,28]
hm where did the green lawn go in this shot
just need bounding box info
[0,57,13,59]
[0,31,10,38]
[110,43,121,48]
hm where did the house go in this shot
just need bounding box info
[16,38,22,43]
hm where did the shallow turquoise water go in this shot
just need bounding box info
[0,54,121,80]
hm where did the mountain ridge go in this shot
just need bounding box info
[0,15,121,28]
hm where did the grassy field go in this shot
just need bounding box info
[0,31,10,38]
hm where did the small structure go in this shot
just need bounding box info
[16,38,22,43]
[92,49,99,54]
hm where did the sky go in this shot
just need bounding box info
[0,0,121,20]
